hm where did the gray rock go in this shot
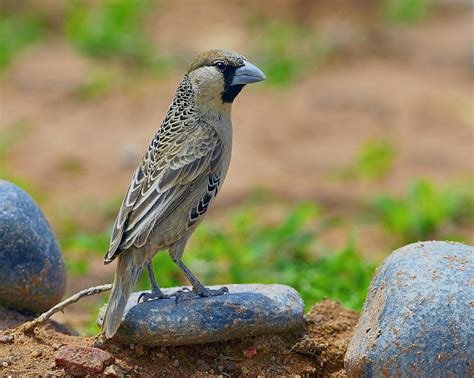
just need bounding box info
[345,241,473,377]
[99,284,305,346]
[0,180,66,314]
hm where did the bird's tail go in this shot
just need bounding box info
[101,252,143,339]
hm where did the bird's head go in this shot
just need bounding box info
[187,50,266,106]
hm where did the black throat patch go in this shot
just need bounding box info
[222,84,244,103]
[221,65,244,103]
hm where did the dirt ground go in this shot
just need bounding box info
[0,299,358,376]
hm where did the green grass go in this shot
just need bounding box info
[372,179,474,243]
[250,17,330,87]
[60,177,473,330]
[74,68,116,99]
[134,202,375,311]
[57,153,85,176]
[282,237,375,311]
[80,300,107,336]
[65,258,90,276]
[382,0,432,24]
[0,120,42,199]
[59,200,375,312]
[61,231,110,255]
[0,12,45,71]
[65,0,168,70]
[0,120,30,160]
[354,138,396,180]
[60,228,110,279]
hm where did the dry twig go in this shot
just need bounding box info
[18,284,112,334]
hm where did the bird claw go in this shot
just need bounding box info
[173,287,193,305]
[202,286,229,296]
[138,290,173,303]
[174,286,229,305]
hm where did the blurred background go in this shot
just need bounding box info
[0,0,472,334]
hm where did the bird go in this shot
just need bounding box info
[100,50,266,339]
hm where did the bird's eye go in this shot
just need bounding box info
[214,61,227,71]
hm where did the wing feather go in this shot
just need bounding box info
[104,125,223,262]
[104,76,225,263]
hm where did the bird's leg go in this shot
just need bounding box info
[172,258,228,304]
[138,263,173,302]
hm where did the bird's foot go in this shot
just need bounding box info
[138,289,173,303]
[174,287,193,304]
[174,286,229,305]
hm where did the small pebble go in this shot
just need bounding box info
[31,350,42,358]
[173,359,180,368]
[109,344,121,353]
[104,364,121,377]
[52,343,63,350]
[2,361,8,367]
[196,359,209,371]
[0,334,13,343]
[241,366,249,374]
[226,361,237,371]
[218,365,224,373]
[55,345,114,375]
[243,346,257,359]
[203,348,218,358]
[134,366,143,374]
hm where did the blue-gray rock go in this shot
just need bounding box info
[345,241,473,377]
[98,284,305,346]
[0,180,66,314]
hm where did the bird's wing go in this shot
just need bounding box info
[104,119,223,263]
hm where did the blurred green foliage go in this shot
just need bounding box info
[0,120,42,198]
[81,300,107,336]
[372,179,474,243]
[57,200,375,313]
[66,0,150,61]
[286,238,375,311]
[65,0,168,71]
[58,174,473,320]
[75,68,116,99]
[0,12,44,71]
[0,120,30,160]
[133,202,374,311]
[354,138,396,180]
[62,231,110,255]
[251,17,330,87]
[57,154,86,176]
[382,0,432,24]
[65,258,90,276]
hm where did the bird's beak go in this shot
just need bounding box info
[231,61,266,85]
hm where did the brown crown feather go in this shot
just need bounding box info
[187,50,246,73]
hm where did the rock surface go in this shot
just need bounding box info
[99,284,305,346]
[55,346,114,375]
[345,241,473,377]
[0,180,66,314]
